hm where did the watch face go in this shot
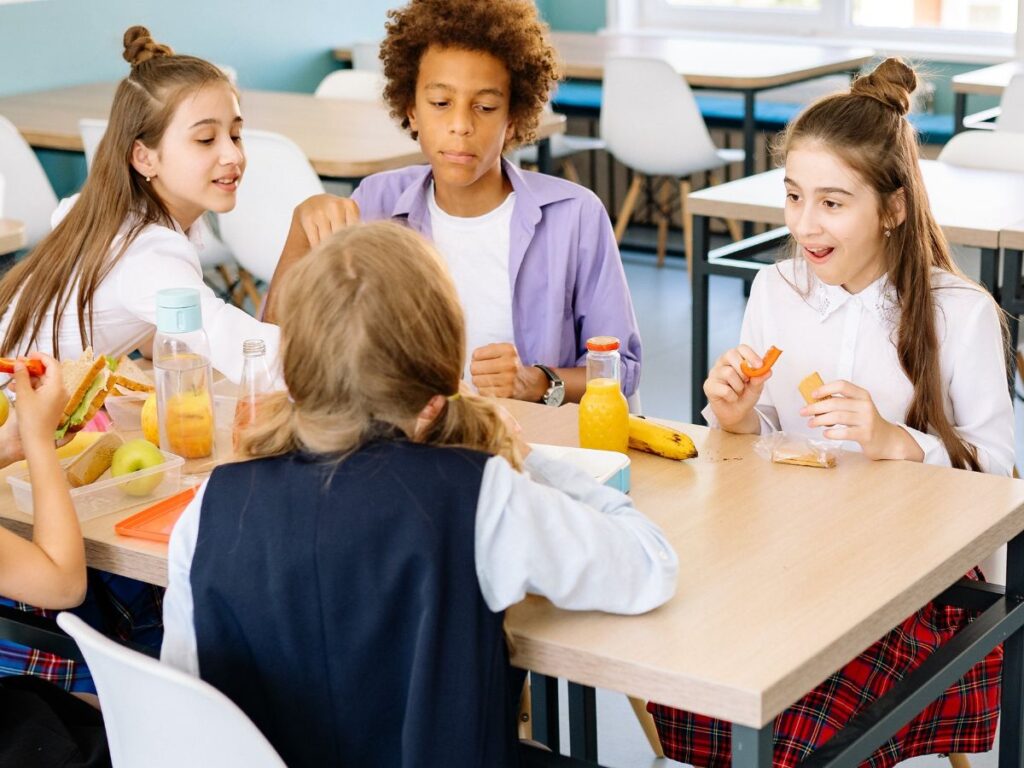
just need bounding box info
[545,384,565,407]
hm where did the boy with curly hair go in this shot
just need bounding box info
[268,0,641,407]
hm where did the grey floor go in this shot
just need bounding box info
[571,246,1016,767]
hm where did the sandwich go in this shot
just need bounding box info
[109,355,154,395]
[55,348,114,440]
[65,432,124,487]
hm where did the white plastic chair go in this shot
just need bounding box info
[938,129,1024,173]
[314,70,386,102]
[0,114,58,250]
[56,612,286,768]
[997,73,1024,133]
[600,56,745,273]
[517,104,606,185]
[351,40,383,72]
[217,128,325,284]
[79,118,257,308]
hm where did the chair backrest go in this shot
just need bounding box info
[0,114,58,249]
[600,56,721,177]
[997,73,1024,132]
[938,129,1024,173]
[56,612,286,768]
[351,40,383,72]
[314,70,386,102]
[79,118,107,171]
[217,128,324,283]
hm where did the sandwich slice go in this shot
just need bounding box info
[110,355,154,395]
[55,348,114,440]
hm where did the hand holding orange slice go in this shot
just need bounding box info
[740,346,782,378]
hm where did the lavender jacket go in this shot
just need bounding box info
[351,160,642,396]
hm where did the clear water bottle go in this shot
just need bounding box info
[232,338,273,453]
[154,288,215,459]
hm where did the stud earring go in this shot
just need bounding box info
[884,229,891,238]
[144,176,151,182]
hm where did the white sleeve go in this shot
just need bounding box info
[114,235,279,384]
[160,480,207,677]
[474,453,678,615]
[904,293,1014,475]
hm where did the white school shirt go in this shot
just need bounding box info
[427,185,516,383]
[704,259,1014,475]
[0,196,278,384]
[160,450,679,676]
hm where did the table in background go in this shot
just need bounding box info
[0,219,25,255]
[687,161,1024,423]
[4,401,1024,767]
[0,83,565,180]
[952,61,1022,134]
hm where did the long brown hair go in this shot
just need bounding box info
[777,57,998,471]
[238,221,524,469]
[0,25,232,356]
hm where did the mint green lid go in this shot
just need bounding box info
[156,288,202,334]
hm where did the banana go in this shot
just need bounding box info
[628,415,698,460]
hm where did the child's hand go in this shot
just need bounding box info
[470,343,544,401]
[0,409,23,468]
[290,194,360,249]
[703,345,771,433]
[11,353,66,443]
[799,379,923,461]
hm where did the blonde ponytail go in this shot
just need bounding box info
[421,394,525,470]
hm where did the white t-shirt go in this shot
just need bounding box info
[0,196,278,384]
[427,185,516,383]
[705,258,1014,475]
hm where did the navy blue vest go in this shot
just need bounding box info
[191,439,524,767]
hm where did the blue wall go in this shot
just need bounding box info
[536,0,605,31]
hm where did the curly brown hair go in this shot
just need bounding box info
[380,0,560,148]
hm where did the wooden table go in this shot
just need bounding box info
[0,218,25,255]
[0,82,566,180]
[686,160,1024,422]
[952,61,1022,134]
[336,32,873,178]
[3,401,1024,766]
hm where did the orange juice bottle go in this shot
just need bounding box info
[578,336,629,454]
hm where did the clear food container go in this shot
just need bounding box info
[7,450,185,521]
[105,393,238,435]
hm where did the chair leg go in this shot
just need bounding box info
[518,678,533,741]
[656,178,669,267]
[562,159,580,185]
[947,754,971,768]
[627,696,665,758]
[680,179,693,284]
[214,264,242,307]
[709,170,744,242]
[239,268,263,312]
[614,175,644,244]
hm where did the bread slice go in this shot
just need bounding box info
[56,348,112,437]
[111,356,154,394]
[65,432,124,487]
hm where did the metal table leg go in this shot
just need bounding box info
[732,723,773,768]
[980,247,999,297]
[691,214,712,423]
[954,93,967,136]
[537,138,554,176]
[742,90,757,238]
[568,682,598,761]
[531,673,561,752]
[1000,531,1024,768]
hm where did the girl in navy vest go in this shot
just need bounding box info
[161,221,677,767]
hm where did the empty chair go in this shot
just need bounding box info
[997,73,1024,132]
[517,103,606,185]
[601,56,744,272]
[351,40,383,72]
[79,117,257,308]
[217,128,325,286]
[938,129,1024,173]
[0,114,58,250]
[57,612,286,768]
[314,70,386,102]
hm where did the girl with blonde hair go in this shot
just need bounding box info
[651,58,1010,767]
[161,221,677,768]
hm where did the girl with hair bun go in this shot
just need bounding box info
[161,221,677,768]
[0,26,278,698]
[651,58,1010,766]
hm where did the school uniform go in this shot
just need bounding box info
[351,159,643,396]
[649,259,1011,767]
[0,196,279,384]
[162,435,678,767]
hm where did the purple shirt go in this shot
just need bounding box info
[352,160,642,395]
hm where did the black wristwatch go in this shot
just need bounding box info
[534,364,565,407]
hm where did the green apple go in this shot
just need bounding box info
[111,439,165,497]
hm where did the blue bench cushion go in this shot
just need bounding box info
[552,80,954,145]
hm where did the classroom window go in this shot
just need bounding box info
[852,0,1017,33]
[664,0,820,9]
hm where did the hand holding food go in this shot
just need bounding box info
[703,344,774,433]
[798,372,826,404]
[0,357,46,377]
[739,345,782,378]
[799,379,923,461]
[11,353,66,442]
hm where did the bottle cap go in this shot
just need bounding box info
[156,288,202,334]
[586,336,620,352]
[242,339,266,356]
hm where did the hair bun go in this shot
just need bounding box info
[122,25,174,68]
[850,57,917,116]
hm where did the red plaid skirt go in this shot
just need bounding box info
[649,578,1002,768]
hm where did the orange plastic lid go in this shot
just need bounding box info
[586,336,620,352]
[114,485,201,544]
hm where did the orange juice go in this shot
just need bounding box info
[578,377,629,453]
[232,394,270,453]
